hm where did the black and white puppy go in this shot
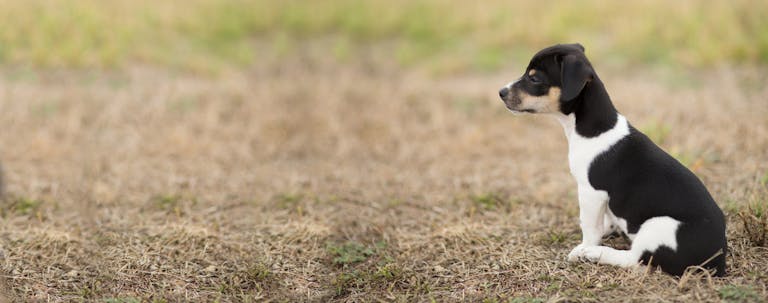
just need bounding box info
[498,44,727,276]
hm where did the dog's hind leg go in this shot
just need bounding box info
[577,216,681,269]
[576,245,641,267]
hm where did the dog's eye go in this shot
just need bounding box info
[529,74,542,83]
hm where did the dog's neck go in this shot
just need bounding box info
[557,79,618,138]
[552,113,576,142]
[552,79,620,141]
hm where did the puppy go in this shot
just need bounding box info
[498,44,727,276]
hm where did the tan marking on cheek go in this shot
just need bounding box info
[517,87,561,113]
[517,90,531,105]
[517,91,547,113]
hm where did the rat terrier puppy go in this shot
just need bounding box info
[498,44,726,276]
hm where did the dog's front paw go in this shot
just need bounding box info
[567,244,602,263]
[567,244,587,262]
[578,246,602,263]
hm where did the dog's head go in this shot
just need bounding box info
[499,43,594,115]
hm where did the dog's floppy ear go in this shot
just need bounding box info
[567,43,585,52]
[558,54,592,101]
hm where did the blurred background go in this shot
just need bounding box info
[1,0,766,71]
[0,0,767,301]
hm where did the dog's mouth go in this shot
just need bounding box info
[503,99,535,114]
[506,107,536,114]
[500,90,536,114]
[511,108,536,113]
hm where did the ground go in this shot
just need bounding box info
[0,55,767,302]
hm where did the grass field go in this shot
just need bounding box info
[1,1,768,302]
[1,0,767,71]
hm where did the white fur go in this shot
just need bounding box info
[572,217,680,267]
[504,79,520,89]
[551,113,682,268]
[556,113,629,248]
[555,114,630,188]
[631,216,681,252]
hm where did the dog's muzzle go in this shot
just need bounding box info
[499,87,510,99]
[499,86,521,111]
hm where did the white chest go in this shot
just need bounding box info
[555,114,630,188]
[554,114,639,243]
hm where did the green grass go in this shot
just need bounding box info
[152,194,182,211]
[509,297,547,303]
[273,192,303,208]
[327,242,404,297]
[471,193,505,211]
[272,192,305,215]
[718,285,761,303]
[540,230,572,246]
[14,197,43,215]
[0,0,766,71]
[0,196,45,217]
[245,263,271,281]
[327,241,379,267]
[103,297,141,303]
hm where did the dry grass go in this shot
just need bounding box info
[1,52,767,302]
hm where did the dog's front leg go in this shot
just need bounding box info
[567,187,608,262]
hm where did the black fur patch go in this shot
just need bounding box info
[589,127,727,276]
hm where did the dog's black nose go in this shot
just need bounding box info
[499,87,510,99]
